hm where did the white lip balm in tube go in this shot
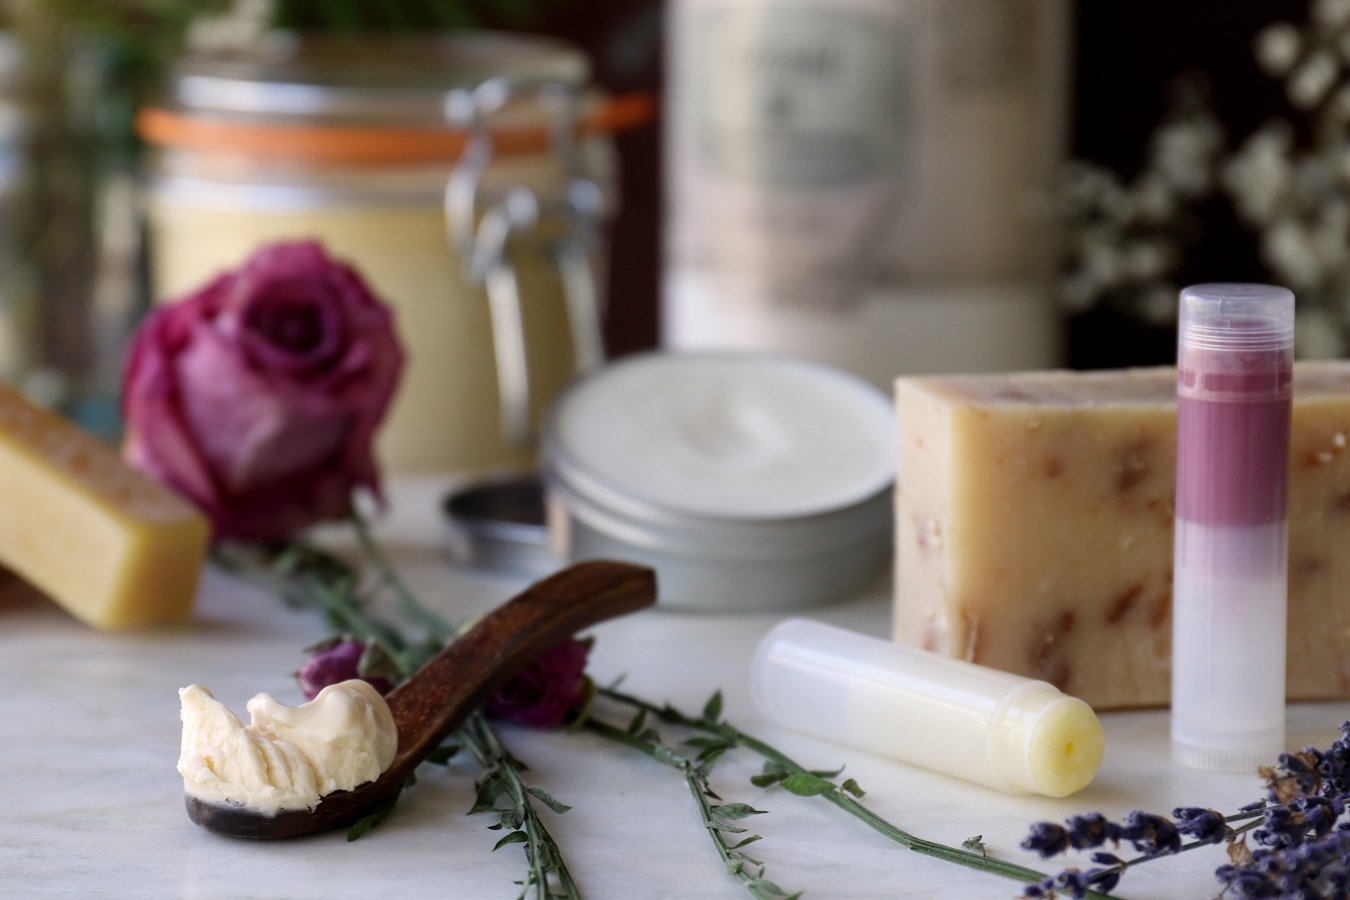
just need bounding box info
[1172,283,1294,771]
[750,619,1104,797]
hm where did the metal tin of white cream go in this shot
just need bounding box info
[541,352,894,610]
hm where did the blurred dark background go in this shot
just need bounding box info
[1065,0,1312,367]
[0,0,1326,401]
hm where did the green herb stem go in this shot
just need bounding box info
[348,507,454,646]
[586,718,799,900]
[463,714,582,900]
[596,687,1099,898]
[224,539,579,898]
[303,574,424,674]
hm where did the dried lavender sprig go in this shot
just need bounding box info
[1021,810,1265,898]
[1022,729,1350,899]
[594,687,1090,897]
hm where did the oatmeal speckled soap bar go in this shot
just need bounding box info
[895,362,1350,709]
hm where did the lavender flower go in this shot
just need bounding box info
[1120,810,1183,855]
[1022,822,1071,858]
[1065,812,1122,850]
[1172,807,1228,844]
[1021,723,1350,898]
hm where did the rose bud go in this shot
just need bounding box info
[297,639,393,701]
[486,637,592,729]
[122,241,403,542]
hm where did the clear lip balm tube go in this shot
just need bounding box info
[751,619,1105,797]
[1172,283,1294,771]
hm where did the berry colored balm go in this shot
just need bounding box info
[1172,283,1294,771]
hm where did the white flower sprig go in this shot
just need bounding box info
[1054,82,1223,327]
[1059,0,1350,356]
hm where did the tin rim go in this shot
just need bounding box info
[541,352,895,561]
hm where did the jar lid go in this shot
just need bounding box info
[542,353,896,561]
[137,32,653,163]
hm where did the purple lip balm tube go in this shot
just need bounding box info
[1172,283,1294,771]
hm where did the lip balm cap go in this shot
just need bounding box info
[750,619,1104,798]
[1179,283,1294,352]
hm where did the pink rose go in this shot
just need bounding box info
[122,241,403,542]
[486,637,592,729]
[297,639,393,701]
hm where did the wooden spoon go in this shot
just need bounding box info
[185,560,656,839]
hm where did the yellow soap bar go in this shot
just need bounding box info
[0,383,209,628]
[896,362,1350,709]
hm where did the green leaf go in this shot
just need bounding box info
[345,782,404,841]
[654,744,684,767]
[711,803,768,820]
[727,834,764,850]
[779,773,834,797]
[357,640,403,683]
[708,820,748,834]
[493,830,529,851]
[747,877,797,899]
[469,776,503,814]
[684,736,728,750]
[808,765,845,779]
[696,747,728,771]
[626,708,647,735]
[346,813,376,842]
[751,761,789,788]
[703,691,724,722]
[840,778,866,798]
[425,744,460,766]
[526,785,572,815]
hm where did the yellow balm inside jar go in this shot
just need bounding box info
[139,34,649,474]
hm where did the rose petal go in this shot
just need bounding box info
[121,240,404,542]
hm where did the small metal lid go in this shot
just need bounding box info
[442,475,553,576]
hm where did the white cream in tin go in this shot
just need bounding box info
[543,353,894,610]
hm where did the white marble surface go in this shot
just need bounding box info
[2,478,1346,899]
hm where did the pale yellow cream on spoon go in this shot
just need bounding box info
[177,680,397,815]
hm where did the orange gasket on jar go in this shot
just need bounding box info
[136,91,654,164]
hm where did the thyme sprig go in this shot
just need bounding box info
[590,687,1084,897]
[213,537,581,900]
[586,713,800,900]
[461,714,582,900]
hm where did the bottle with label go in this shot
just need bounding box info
[663,0,1069,383]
